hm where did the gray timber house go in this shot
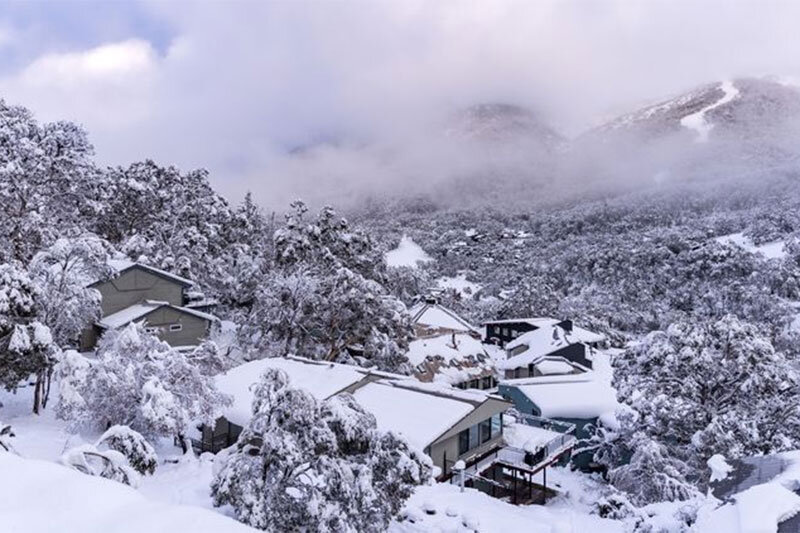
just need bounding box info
[80,260,217,351]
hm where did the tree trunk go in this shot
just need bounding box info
[32,373,43,414]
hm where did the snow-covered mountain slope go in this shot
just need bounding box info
[446,103,563,150]
[583,78,800,148]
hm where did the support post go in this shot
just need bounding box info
[543,466,547,504]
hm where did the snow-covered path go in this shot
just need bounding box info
[680,80,739,143]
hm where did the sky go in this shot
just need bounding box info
[0,0,799,208]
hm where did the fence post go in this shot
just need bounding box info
[453,460,466,493]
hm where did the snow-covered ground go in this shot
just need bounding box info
[386,236,433,268]
[715,231,787,259]
[437,273,481,298]
[391,471,624,533]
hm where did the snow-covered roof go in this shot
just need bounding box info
[104,259,194,287]
[0,453,255,533]
[97,301,218,329]
[406,332,487,367]
[385,236,433,268]
[408,301,478,333]
[699,452,800,533]
[507,376,619,419]
[536,358,579,375]
[484,317,606,345]
[215,357,369,425]
[352,381,475,450]
[501,328,574,369]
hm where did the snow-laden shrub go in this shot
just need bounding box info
[97,425,157,475]
[0,422,15,453]
[61,444,140,487]
[56,322,230,445]
[212,368,432,532]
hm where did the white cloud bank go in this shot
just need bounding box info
[0,0,799,208]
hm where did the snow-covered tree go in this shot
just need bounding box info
[212,368,432,532]
[61,444,139,487]
[607,433,697,506]
[0,101,98,264]
[243,203,413,373]
[28,236,113,347]
[613,315,800,485]
[96,425,157,476]
[0,264,59,413]
[57,323,229,447]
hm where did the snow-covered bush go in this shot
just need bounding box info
[0,421,15,453]
[61,444,139,487]
[97,425,157,476]
[212,368,432,532]
[57,323,229,446]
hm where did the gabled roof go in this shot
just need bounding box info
[501,375,618,419]
[212,355,510,451]
[96,301,217,329]
[91,259,194,288]
[408,301,478,333]
[500,327,591,369]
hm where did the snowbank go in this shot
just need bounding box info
[390,482,623,533]
[385,236,433,268]
[0,452,256,533]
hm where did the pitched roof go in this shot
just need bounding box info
[408,301,478,333]
[503,375,619,419]
[96,259,194,288]
[213,355,510,450]
[96,301,217,329]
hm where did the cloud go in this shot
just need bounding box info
[1,0,800,208]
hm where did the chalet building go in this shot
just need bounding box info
[498,375,618,470]
[406,297,499,390]
[80,260,217,351]
[483,317,605,349]
[199,356,511,478]
[499,326,594,378]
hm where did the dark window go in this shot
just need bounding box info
[481,376,492,389]
[469,379,479,389]
[458,429,469,455]
[469,425,480,450]
[491,413,502,438]
[480,419,492,443]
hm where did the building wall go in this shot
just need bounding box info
[139,307,211,347]
[429,430,503,477]
[497,384,596,471]
[93,267,185,315]
[483,321,537,347]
